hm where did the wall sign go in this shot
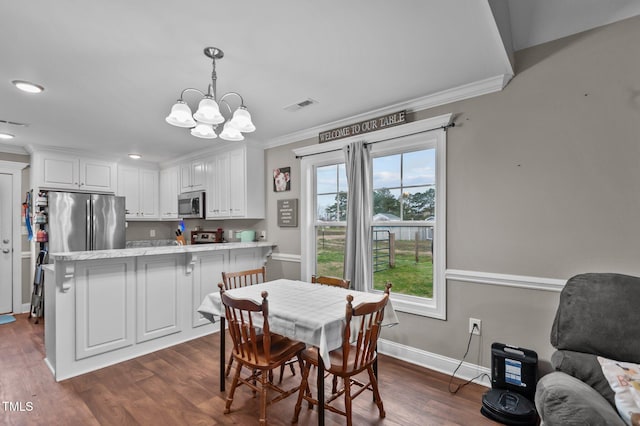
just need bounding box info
[277,199,298,227]
[319,110,407,143]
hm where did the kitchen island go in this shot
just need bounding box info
[43,242,275,381]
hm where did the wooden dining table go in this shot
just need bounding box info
[198,278,399,425]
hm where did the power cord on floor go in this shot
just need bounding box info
[448,323,490,394]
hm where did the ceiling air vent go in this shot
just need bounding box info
[283,98,318,112]
[0,119,28,127]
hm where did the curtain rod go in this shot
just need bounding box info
[295,122,455,159]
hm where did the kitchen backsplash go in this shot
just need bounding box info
[125,218,265,242]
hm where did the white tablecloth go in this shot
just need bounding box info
[198,279,399,365]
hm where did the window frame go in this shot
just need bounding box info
[297,113,451,319]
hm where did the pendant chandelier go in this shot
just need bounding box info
[165,47,255,141]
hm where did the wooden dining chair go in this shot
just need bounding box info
[310,274,350,392]
[221,266,266,290]
[221,267,266,377]
[219,285,306,425]
[311,274,350,289]
[221,266,296,382]
[292,282,392,426]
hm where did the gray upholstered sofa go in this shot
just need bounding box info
[535,273,640,425]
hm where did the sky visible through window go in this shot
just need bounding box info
[373,149,435,189]
[316,163,346,221]
[316,150,436,221]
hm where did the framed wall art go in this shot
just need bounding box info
[273,167,291,192]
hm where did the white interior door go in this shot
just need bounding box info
[0,173,13,313]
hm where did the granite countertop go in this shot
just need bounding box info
[125,239,179,248]
[49,241,276,261]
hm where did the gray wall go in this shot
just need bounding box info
[263,15,640,370]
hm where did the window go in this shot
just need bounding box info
[315,164,347,277]
[297,113,450,319]
[371,149,435,298]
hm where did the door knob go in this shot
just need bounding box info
[2,249,9,254]
[2,239,8,243]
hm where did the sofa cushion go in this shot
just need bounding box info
[551,273,640,364]
[552,350,616,407]
[597,356,640,425]
[535,371,626,426]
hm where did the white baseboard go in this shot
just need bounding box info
[377,338,491,388]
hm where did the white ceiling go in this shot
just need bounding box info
[1,0,639,163]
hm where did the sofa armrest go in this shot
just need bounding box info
[535,372,626,426]
[552,350,616,406]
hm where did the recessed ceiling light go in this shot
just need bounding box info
[128,153,142,159]
[0,132,15,140]
[12,80,44,94]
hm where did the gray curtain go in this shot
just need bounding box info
[343,141,372,292]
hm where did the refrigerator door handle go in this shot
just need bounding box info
[86,199,92,251]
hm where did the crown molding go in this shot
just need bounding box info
[0,142,29,155]
[0,160,29,170]
[264,73,512,149]
[25,143,120,162]
[158,139,264,169]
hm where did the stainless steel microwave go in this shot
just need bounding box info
[178,191,205,218]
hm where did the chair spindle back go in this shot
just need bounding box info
[219,285,272,364]
[342,282,391,371]
[222,266,266,290]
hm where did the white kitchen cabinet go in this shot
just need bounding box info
[205,145,264,219]
[159,166,179,219]
[189,251,227,327]
[117,166,159,219]
[180,160,206,193]
[44,243,274,381]
[206,153,230,218]
[228,148,246,217]
[136,255,183,342]
[32,151,117,193]
[74,259,135,360]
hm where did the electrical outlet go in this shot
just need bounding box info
[150,229,156,237]
[469,318,482,336]
[259,230,267,240]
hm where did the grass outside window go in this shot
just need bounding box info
[316,226,433,298]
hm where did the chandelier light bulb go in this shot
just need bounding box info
[193,97,224,125]
[229,107,256,133]
[165,101,196,128]
[191,122,218,139]
[219,121,244,141]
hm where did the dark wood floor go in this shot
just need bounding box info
[0,314,500,425]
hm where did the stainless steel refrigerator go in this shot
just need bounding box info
[48,192,126,253]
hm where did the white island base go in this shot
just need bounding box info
[44,242,274,381]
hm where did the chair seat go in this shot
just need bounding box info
[235,337,306,370]
[301,346,375,376]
